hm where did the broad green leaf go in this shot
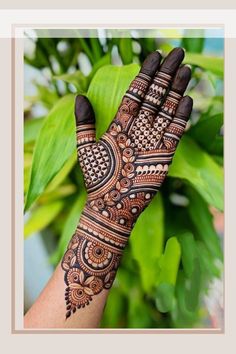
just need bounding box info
[101,288,127,328]
[87,64,140,138]
[184,52,223,77]
[87,53,111,82]
[178,232,198,278]
[155,283,175,313]
[24,117,45,144]
[119,38,133,64]
[172,271,199,327]
[127,290,152,328]
[189,113,223,153]
[184,258,202,312]
[25,95,75,211]
[182,37,204,54]
[45,152,76,193]
[24,200,65,239]
[130,195,164,292]
[50,192,86,264]
[54,71,88,92]
[186,187,223,261]
[158,237,181,286]
[177,232,202,312]
[24,152,32,196]
[196,240,222,279]
[182,30,205,53]
[169,135,224,211]
[89,37,103,62]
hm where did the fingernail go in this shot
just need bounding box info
[182,47,186,52]
[156,49,163,54]
[185,64,192,70]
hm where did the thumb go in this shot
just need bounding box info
[75,95,96,150]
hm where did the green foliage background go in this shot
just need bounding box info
[24,29,224,328]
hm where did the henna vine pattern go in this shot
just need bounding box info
[61,48,193,319]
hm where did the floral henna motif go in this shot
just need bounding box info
[61,48,193,319]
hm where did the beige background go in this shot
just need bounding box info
[0,5,235,354]
[0,0,236,9]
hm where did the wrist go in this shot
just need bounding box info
[61,204,130,318]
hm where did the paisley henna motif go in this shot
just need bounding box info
[61,48,193,319]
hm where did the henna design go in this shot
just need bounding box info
[61,48,193,319]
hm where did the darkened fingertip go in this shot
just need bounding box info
[160,47,185,75]
[75,95,95,126]
[171,65,192,94]
[140,51,162,77]
[175,96,193,121]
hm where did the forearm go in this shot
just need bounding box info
[24,205,128,328]
[24,264,109,328]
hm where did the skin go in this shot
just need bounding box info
[24,47,193,329]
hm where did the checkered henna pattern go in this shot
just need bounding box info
[61,48,193,319]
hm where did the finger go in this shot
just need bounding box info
[131,65,191,152]
[75,95,96,152]
[152,65,191,148]
[141,47,185,113]
[162,96,193,149]
[110,51,162,132]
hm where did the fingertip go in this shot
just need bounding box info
[171,65,192,94]
[75,95,95,126]
[140,51,162,77]
[160,47,185,75]
[176,96,193,120]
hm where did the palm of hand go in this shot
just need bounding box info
[76,48,192,230]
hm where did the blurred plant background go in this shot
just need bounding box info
[24,29,224,328]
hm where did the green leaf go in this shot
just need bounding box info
[127,290,152,327]
[184,258,202,312]
[54,71,88,92]
[189,113,223,153]
[158,237,181,286]
[196,240,222,279]
[208,136,223,156]
[50,192,86,264]
[182,30,205,53]
[186,187,223,261]
[184,52,223,77]
[24,200,65,239]
[172,271,199,327]
[87,53,111,82]
[130,195,164,292]
[178,232,198,278]
[155,283,175,313]
[87,63,140,138]
[25,94,75,211]
[101,288,127,328]
[89,37,103,62]
[169,135,224,211]
[24,117,45,144]
[118,38,133,64]
[45,152,76,193]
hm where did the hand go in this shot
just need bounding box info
[61,47,193,319]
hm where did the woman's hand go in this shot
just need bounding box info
[61,47,193,319]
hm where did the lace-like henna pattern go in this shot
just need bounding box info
[61,48,193,319]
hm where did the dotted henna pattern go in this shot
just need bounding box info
[61,48,193,319]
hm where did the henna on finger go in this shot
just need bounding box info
[129,65,191,152]
[153,65,191,149]
[110,51,162,132]
[141,47,185,113]
[162,95,193,149]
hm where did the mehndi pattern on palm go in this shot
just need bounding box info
[61,48,193,319]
